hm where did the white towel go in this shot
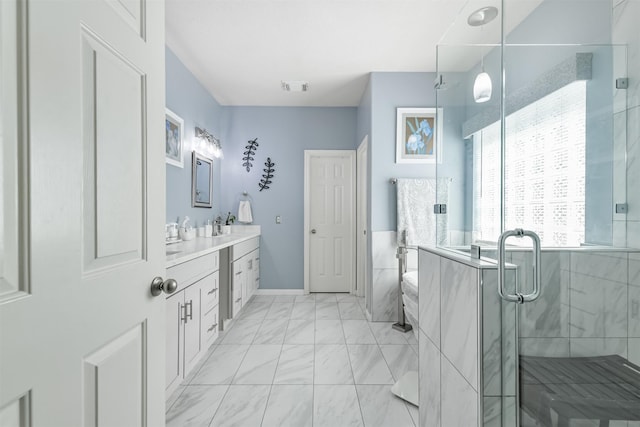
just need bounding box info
[238,200,253,223]
[396,178,449,247]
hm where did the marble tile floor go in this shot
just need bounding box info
[166,293,419,427]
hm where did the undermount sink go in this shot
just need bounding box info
[166,249,182,256]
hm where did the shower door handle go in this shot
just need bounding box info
[497,228,541,304]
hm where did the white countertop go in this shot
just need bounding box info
[166,231,260,267]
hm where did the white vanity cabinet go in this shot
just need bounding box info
[165,251,220,395]
[230,237,260,317]
[252,250,260,296]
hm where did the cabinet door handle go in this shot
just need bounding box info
[181,303,188,324]
[235,271,242,276]
[207,288,217,295]
[186,300,193,321]
[235,297,242,303]
[207,323,218,333]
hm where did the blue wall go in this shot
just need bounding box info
[165,47,224,227]
[165,59,467,290]
[220,107,358,289]
[369,72,466,233]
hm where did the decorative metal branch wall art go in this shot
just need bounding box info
[242,138,259,172]
[239,137,276,191]
[259,157,275,192]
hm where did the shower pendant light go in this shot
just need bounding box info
[473,69,492,103]
[468,6,497,103]
[473,47,492,103]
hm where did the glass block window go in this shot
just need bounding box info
[472,81,586,247]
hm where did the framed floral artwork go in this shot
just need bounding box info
[395,107,442,164]
[165,108,184,168]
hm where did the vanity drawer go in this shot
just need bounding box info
[201,306,219,348]
[230,237,259,261]
[167,251,219,292]
[202,271,219,315]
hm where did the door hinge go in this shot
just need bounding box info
[433,204,447,214]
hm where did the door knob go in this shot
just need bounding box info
[150,277,178,296]
[311,229,317,234]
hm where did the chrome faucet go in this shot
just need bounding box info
[213,216,222,236]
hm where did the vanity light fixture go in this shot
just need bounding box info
[195,126,223,159]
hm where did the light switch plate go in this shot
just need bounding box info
[276,215,281,224]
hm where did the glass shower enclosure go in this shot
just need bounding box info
[435,0,638,425]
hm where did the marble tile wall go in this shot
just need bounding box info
[481,269,517,401]
[371,231,418,322]
[441,356,478,427]
[419,250,440,347]
[448,247,640,426]
[516,250,640,360]
[419,329,440,427]
[416,249,640,425]
[508,249,640,426]
[506,250,640,359]
[440,259,478,390]
[371,231,398,322]
[418,248,481,427]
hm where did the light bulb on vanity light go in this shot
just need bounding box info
[194,126,223,159]
[473,70,492,103]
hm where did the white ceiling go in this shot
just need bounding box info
[165,0,542,107]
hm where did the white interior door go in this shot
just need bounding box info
[356,138,368,299]
[304,150,356,293]
[0,0,166,424]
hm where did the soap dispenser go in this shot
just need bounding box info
[179,216,195,241]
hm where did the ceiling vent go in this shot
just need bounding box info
[281,81,309,92]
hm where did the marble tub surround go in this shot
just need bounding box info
[166,292,419,427]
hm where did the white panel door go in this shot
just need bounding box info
[305,151,356,293]
[356,137,368,299]
[0,0,166,424]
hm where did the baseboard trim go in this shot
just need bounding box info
[254,289,305,296]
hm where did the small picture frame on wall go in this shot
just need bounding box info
[165,108,184,168]
[395,107,442,164]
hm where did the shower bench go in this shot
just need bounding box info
[520,354,640,427]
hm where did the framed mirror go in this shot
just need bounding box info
[192,151,213,208]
